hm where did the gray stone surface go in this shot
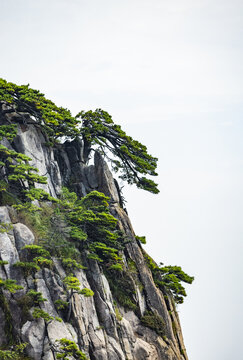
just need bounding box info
[13,223,35,253]
[13,124,62,197]
[94,151,120,203]
[0,231,19,278]
[0,206,11,224]
[21,319,45,360]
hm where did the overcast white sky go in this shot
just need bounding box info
[1,1,243,359]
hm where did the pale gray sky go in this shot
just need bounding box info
[1,1,243,359]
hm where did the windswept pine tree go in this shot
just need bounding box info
[0,78,159,194]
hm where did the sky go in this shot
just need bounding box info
[1,0,243,358]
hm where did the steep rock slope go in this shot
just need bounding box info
[0,106,188,360]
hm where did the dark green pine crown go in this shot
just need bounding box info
[0,78,159,194]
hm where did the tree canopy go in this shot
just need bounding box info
[0,78,79,142]
[0,78,159,194]
[156,265,194,304]
[143,252,194,304]
[77,109,159,193]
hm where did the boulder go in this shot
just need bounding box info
[13,223,35,253]
[21,319,45,360]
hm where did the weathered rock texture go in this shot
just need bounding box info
[0,109,188,359]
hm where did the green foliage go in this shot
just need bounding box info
[15,191,77,262]
[0,140,53,211]
[23,244,51,258]
[86,253,102,262]
[58,188,124,270]
[135,235,146,244]
[15,343,29,354]
[18,245,53,271]
[17,290,47,325]
[127,259,138,275]
[13,261,40,276]
[32,308,54,323]
[0,343,28,360]
[78,190,110,212]
[0,223,13,234]
[0,124,17,142]
[8,166,47,185]
[105,270,137,311]
[0,279,23,293]
[0,78,79,142]
[108,263,123,271]
[141,311,165,337]
[142,252,158,272]
[143,252,194,304]
[78,288,94,297]
[65,190,119,247]
[63,276,81,292]
[33,256,53,269]
[88,242,123,268]
[114,305,122,321]
[0,349,17,359]
[24,188,57,203]
[55,338,88,360]
[55,316,63,322]
[155,265,194,304]
[0,261,8,266]
[26,290,47,304]
[0,110,56,210]
[1,79,159,195]
[61,258,85,273]
[76,109,159,193]
[17,206,52,241]
[63,276,94,298]
[21,205,79,259]
[59,187,78,206]
[55,299,69,310]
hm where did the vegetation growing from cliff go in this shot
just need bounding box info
[55,338,88,360]
[0,278,23,293]
[0,78,159,194]
[14,244,53,276]
[0,343,29,360]
[0,122,57,210]
[0,76,194,294]
[0,78,196,357]
[76,109,159,193]
[105,270,137,311]
[141,310,165,336]
[143,252,194,304]
[32,308,55,323]
[14,187,125,274]
[0,78,79,142]
[56,188,125,270]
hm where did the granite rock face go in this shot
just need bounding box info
[0,107,188,359]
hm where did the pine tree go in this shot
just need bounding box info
[1,78,159,194]
[77,109,159,193]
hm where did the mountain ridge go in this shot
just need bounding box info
[0,93,190,360]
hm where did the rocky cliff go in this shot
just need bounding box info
[0,101,189,360]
